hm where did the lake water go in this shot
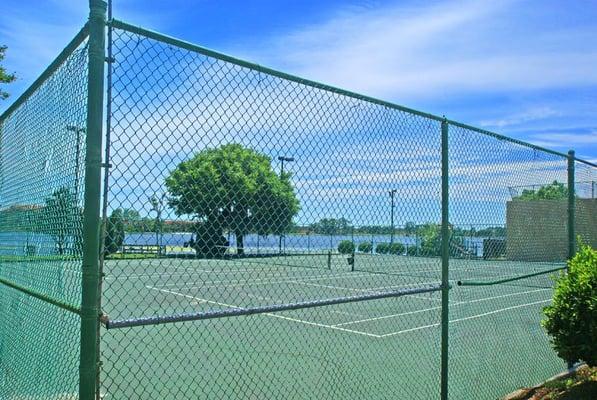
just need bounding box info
[0,231,490,257]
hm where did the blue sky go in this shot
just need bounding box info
[0,0,595,227]
[1,0,596,161]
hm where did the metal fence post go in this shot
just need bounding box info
[567,150,575,261]
[80,1,106,399]
[440,118,450,400]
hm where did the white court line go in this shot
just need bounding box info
[159,270,366,287]
[335,306,442,327]
[108,264,343,280]
[379,299,551,338]
[108,268,321,282]
[146,285,381,338]
[172,271,378,290]
[334,287,550,327]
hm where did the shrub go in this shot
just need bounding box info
[406,245,418,256]
[542,244,597,367]
[388,242,405,255]
[338,240,355,254]
[358,242,373,253]
[376,242,389,254]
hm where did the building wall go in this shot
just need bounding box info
[506,199,597,262]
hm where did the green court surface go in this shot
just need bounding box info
[97,255,566,399]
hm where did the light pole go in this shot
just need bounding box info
[389,189,397,245]
[66,125,85,202]
[278,155,294,254]
[150,192,167,257]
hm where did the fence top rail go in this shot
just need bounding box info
[108,19,597,164]
[108,19,444,122]
[0,23,89,123]
[446,119,569,160]
[574,158,597,168]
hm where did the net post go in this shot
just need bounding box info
[327,251,332,270]
[80,1,106,400]
[567,150,575,261]
[440,117,450,400]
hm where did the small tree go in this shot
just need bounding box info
[43,187,80,255]
[515,181,568,200]
[419,223,441,256]
[104,209,126,256]
[338,240,355,254]
[542,244,597,367]
[0,45,16,100]
[166,144,300,255]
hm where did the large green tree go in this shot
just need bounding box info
[165,144,300,255]
[0,46,16,100]
[104,209,126,255]
[43,187,80,255]
[309,218,352,235]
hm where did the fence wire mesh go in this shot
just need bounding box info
[0,14,596,400]
[447,124,569,399]
[100,24,444,400]
[574,161,597,249]
[0,32,89,399]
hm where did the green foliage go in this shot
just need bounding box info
[388,242,405,255]
[406,245,418,256]
[543,244,597,367]
[104,209,126,255]
[418,223,442,256]
[357,242,373,253]
[0,45,16,100]
[189,219,229,257]
[310,218,352,235]
[337,240,355,254]
[376,242,390,254]
[515,180,569,200]
[417,223,466,257]
[166,144,299,255]
[376,242,405,255]
[42,187,81,255]
[404,222,417,235]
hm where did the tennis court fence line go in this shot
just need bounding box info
[0,2,596,399]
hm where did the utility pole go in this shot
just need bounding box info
[67,125,85,203]
[389,189,397,245]
[150,192,167,257]
[278,155,294,253]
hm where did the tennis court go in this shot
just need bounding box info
[98,255,565,399]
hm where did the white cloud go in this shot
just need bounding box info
[237,0,597,100]
[528,131,597,148]
[479,107,562,129]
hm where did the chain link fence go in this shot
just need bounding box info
[0,25,89,400]
[0,6,596,400]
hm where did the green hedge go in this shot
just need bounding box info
[338,240,355,254]
[358,242,373,253]
[376,242,405,255]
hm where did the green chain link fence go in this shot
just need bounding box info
[1,2,596,399]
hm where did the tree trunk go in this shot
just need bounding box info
[236,233,244,255]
